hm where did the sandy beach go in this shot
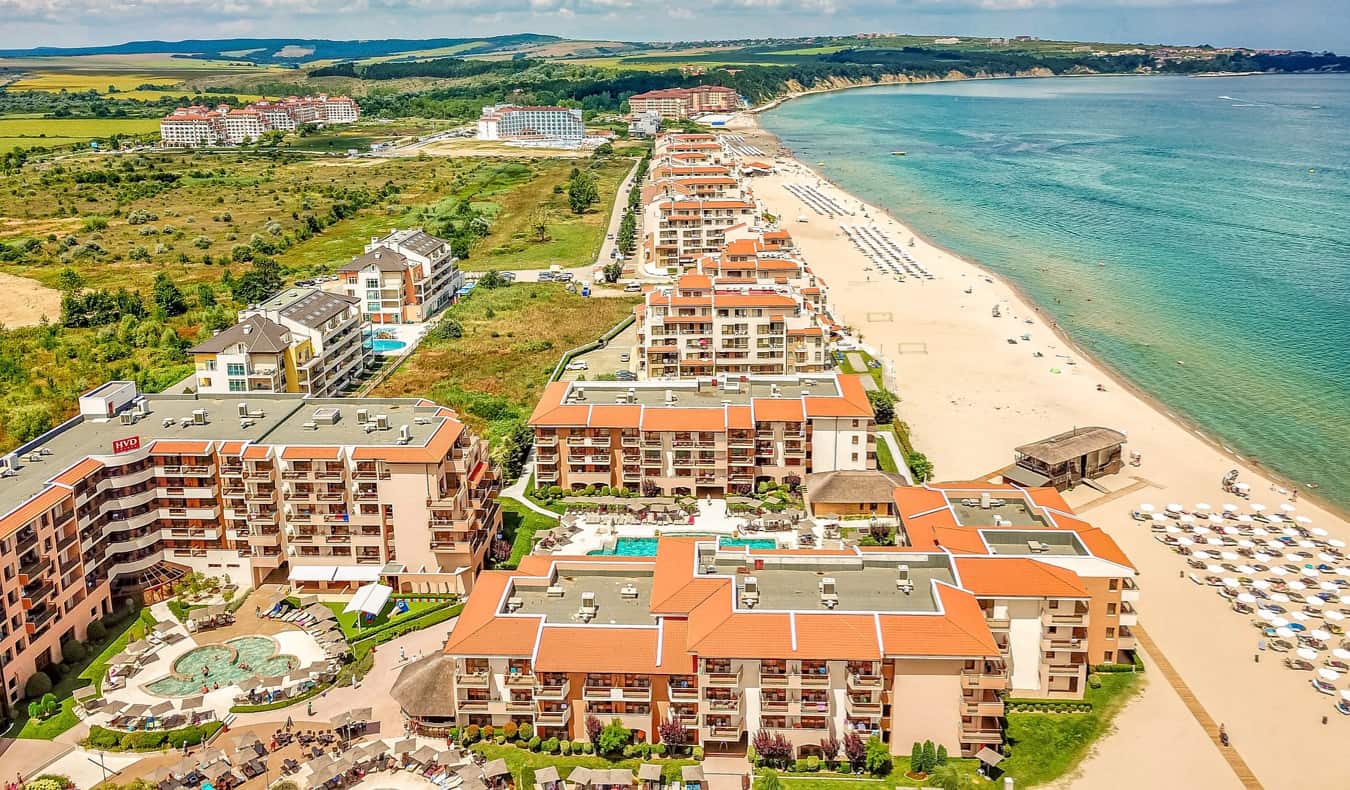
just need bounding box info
[729,110,1350,789]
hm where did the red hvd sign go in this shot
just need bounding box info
[112,436,141,454]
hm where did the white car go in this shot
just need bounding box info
[566,360,589,371]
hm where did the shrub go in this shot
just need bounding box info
[935,744,948,767]
[60,639,88,663]
[464,724,481,743]
[794,758,810,772]
[542,737,559,754]
[806,756,820,772]
[528,736,541,751]
[22,779,64,790]
[864,736,892,776]
[449,728,461,743]
[561,740,572,755]
[482,725,495,740]
[24,670,53,699]
[86,620,107,642]
[518,722,532,740]
[495,735,507,745]
[571,740,586,754]
[754,769,782,790]
[599,718,632,755]
[652,743,665,757]
[693,746,704,760]
[1087,673,1102,689]
[501,721,518,739]
[581,742,594,755]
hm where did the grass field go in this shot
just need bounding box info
[6,71,181,93]
[322,598,442,639]
[373,284,639,429]
[1000,672,1143,785]
[0,117,161,151]
[470,743,695,788]
[497,497,558,569]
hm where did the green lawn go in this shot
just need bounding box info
[323,598,443,640]
[875,426,898,473]
[768,758,988,790]
[999,672,1143,786]
[470,743,695,788]
[496,496,559,569]
[6,606,158,739]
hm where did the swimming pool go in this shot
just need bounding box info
[369,338,407,354]
[145,636,298,696]
[589,536,777,556]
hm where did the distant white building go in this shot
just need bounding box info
[340,228,462,324]
[628,110,661,138]
[476,105,584,142]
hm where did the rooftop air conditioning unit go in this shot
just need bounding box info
[136,399,151,415]
[120,412,135,425]
[356,408,369,424]
[238,402,250,418]
[574,388,586,401]
[398,425,411,444]
[375,414,390,430]
[192,409,208,425]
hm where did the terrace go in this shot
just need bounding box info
[980,529,1089,558]
[503,565,655,626]
[558,373,841,408]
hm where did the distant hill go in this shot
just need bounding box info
[0,34,562,64]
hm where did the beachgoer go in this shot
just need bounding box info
[400,646,406,661]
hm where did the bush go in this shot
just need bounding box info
[572,740,586,754]
[864,735,892,775]
[464,724,480,743]
[24,670,53,699]
[449,728,461,743]
[935,744,948,767]
[652,743,665,757]
[518,723,533,740]
[581,742,594,754]
[1087,673,1102,689]
[806,756,820,772]
[693,746,704,760]
[561,740,572,755]
[495,735,507,745]
[482,725,495,740]
[60,639,88,663]
[86,620,107,642]
[1093,662,1139,673]
[528,736,541,751]
[22,779,64,790]
[542,737,559,754]
[794,758,810,772]
[599,719,632,755]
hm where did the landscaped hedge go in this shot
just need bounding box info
[1093,659,1144,673]
[85,721,222,751]
[231,681,329,713]
[349,602,464,648]
[1005,699,1093,714]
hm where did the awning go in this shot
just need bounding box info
[289,565,338,582]
[1002,464,1050,488]
[334,565,382,582]
[976,747,1005,767]
[344,583,393,616]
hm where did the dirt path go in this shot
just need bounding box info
[0,271,60,327]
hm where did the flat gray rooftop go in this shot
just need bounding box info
[507,566,655,626]
[563,375,840,409]
[947,493,1048,528]
[706,551,955,613]
[0,393,447,515]
[981,529,1088,557]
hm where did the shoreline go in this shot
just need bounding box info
[743,90,1349,523]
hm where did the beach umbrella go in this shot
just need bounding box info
[1206,564,1224,573]
[1180,514,1197,525]
[1333,539,1348,549]
[1207,538,1224,546]
[1289,580,1308,590]
[1292,611,1311,621]
[1252,503,1267,513]
[1272,593,1292,603]
[1237,564,1256,574]
[1253,580,1271,590]
[1238,540,1256,549]
[1196,503,1212,513]
[1237,592,1258,604]
[1321,554,1339,563]
[1297,515,1314,525]
[1322,582,1340,591]
[1223,578,1240,588]
[1319,668,1342,681]
[1166,525,1181,534]
[1246,519,1261,528]
[1177,537,1194,546]
[1255,552,1273,562]
[1276,626,1296,638]
[1313,527,1330,537]
[1297,647,1319,661]
[1223,526,1239,535]
[1235,482,1251,491]
[1223,504,1239,513]
[1313,629,1333,641]
[1304,567,1320,577]
[1270,616,1290,627]
[1167,503,1185,513]
[1282,503,1297,513]
[1299,540,1317,549]
[1338,568,1350,577]
[1334,648,1350,660]
[1272,567,1290,576]
[1152,513,1169,523]
[1138,503,1155,513]
[1222,551,1240,561]
[1194,526,1211,535]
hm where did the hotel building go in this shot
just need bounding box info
[191,288,368,397]
[340,229,463,324]
[160,95,359,147]
[427,486,1136,757]
[643,195,759,270]
[628,86,739,119]
[529,373,875,496]
[476,105,585,142]
[0,381,500,714]
[634,273,829,378]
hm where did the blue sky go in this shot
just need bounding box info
[1,0,1346,52]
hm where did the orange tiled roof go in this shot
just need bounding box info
[52,457,103,486]
[752,398,805,423]
[150,440,212,455]
[955,557,1089,598]
[586,405,642,430]
[878,585,1000,658]
[642,407,726,432]
[281,446,342,461]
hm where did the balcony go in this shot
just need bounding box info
[536,679,570,699]
[959,725,1003,744]
[702,722,744,740]
[455,672,490,687]
[1040,637,1085,653]
[505,698,535,713]
[456,699,490,712]
[583,684,651,702]
[534,705,570,724]
[1119,602,1139,627]
[962,700,1005,718]
[1121,578,1141,604]
[845,696,882,717]
[961,671,1008,691]
[703,666,741,686]
[19,556,52,584]
[847,672,883,690]
[760,697,789,712]
[1042,607,1089,626]
[704,695,741,712]
[669,683,698,701]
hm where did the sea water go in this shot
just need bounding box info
[762,74,1350,509]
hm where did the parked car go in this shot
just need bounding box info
[500,271,517,282]
[614,370,637,381]
[623,283,643,293]
[619,353,630,363]
[537,272,555,282]
[565,360,589,371]
[556,272,574,282]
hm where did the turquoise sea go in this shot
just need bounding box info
[761,75,1350,510]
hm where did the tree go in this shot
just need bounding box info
[657,716,687,750]
[842,730,865,770]
[568,171,598,215]
[906,451,934,482]
[863,735,892,776]
[927,765,973,790]
[867,389,897,424]
[478,270,507,289]
[529,207,551,242]
[935,744,948,767]
[909,741,923,773]
[752,730,793,768]
[597,718,631,755]
[920,740,937,773]
[195,283,217,308]
[754,769,782,790]
[152,273,187,317]
[56,267,85,294]
[586,714,603,746]
[818,735,840,763]
[24,670,53,699]
[602,262,622,283]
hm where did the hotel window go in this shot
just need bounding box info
[205,360,217,371]
[226,363,246,376]
[1106,603,1118,616]
[228,379,246,393]
[1106,627,1116,639]
[1108,579,1119,591]
[851,453,859,462]
[199,377,212,388]
[851,435,860,445]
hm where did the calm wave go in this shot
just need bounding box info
[762,74,1350,508]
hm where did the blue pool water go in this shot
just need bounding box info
[589,536,777,556]
[369,338,407,353]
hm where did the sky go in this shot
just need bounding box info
[0,0,1347,53]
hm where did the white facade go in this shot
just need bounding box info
[160,95,359,148]
[477,105,584,142]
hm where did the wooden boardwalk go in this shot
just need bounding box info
[1135,626,1265,789]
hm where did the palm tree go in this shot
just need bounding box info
[927,764,974,790]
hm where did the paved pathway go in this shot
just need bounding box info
[1134,626,1264,789]
[500,457,562,520]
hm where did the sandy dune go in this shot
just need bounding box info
[0,271,60,327]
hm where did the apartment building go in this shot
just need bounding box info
[190,288,368,397]
[644,195,759,270]
[340,229,462,324]
[628,86,740,118]
[0,381,501,714]
[529,373,874,497]
[159,95,359,147]
[634,274,828,378]
[476,105,585,142]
